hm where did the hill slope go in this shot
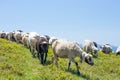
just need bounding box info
[0,38,120,80]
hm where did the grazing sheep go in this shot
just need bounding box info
[0,31,7,39]
[82,40,98,57]
[28,32,40,57]
[7,32,16,41]
[13,30,23,43]
[101,44,112,54]
[49,36,58,45]
[51,39,94,75]
[36,35,49,64]
[44,35,50,42]
[93,41,97,47]
[116,46,120,56]
[21,32,29,47]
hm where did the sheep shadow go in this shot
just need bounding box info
[40,60,52,66]
[64,68,91,80]
[93,55,98,58]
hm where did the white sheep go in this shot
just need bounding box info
[101,44,112,54]
[13,30,23,43]
[21,32,29,48]
[82,40,98,57]
[0,31,8,39]
[7,31,16,42]
[49,36,58,45]
[51,39,94,75]
[116,46,120,56]
[27,32,40,57]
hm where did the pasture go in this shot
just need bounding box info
[0,38,120,80]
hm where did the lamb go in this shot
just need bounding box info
[51,39,94,75]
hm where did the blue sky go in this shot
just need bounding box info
[0,0,120,46]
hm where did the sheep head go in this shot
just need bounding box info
[81,52,94,66]
[49,37,58,45]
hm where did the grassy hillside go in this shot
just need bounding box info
[0,38,120,80]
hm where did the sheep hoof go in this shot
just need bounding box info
[68,68,70,71]
[44,60,46,63]
[40,61,44,64]
[77,71,80,75]
[41,62,44,64]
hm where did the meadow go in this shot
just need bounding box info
[0,38,120,80]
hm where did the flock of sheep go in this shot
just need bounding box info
[0,30,120,75]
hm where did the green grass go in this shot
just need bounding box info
[0,38,120,80]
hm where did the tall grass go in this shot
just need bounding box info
[0,38,120,80]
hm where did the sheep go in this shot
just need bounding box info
[0,31,7,39]
[21,32,30,48]
[93,41,97,47]
[13,30,23,43]
[44,35,50,42]
[116,46,120,56]
[101,44,112,54]
[7,31,16,42]
[49,36,58,45]
[82,40,98,57]
[36,35,49,64]
[51,39,94,75]
[27,32,40,57]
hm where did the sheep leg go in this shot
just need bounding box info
[30,47,35,58]
[44,52,47,63]
[55,56,58,67]
[32,49,36,58]
[96,53,98,57]
[91,52,94,56]
[68,59,71,71]
[29,46,32,52]
[116,52,120,56]
[51,56,55,63]
[40,53,44,64]
[71,58,80,75]
[37,52,40,60]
